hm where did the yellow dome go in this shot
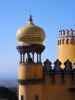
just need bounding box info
[16,16,45,44]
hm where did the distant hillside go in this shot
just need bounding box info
[0,86,18,100]
[0,80,17,88]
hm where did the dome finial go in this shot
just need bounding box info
[29,15,33,22]
[28,15,34,25]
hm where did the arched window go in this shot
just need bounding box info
[66,39,69,44]
[58,40,61,45]
[60,40,61,45]
[62,39,64,44]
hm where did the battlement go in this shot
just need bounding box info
[43,59,75,85]
[59,29,75,37]
[58,29,75,45]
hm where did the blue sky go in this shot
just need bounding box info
[0,0,75,79]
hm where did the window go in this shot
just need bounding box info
[66,39,69,44]
[21,95,24,100]
[58,40,61,45]
[35,95,39,100]
[62,39,64,44]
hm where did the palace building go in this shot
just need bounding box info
[16,16,75,100]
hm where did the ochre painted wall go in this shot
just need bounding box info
[18,63,44,100]
[18,63,43,80]
[18,75,75,100]
[18,63,75,100]
[58,44,75,68]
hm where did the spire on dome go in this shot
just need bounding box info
[28,15,34,25]
[29,15,33,22]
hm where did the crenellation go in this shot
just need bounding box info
[43,59,75,85]
[58,29,75,45]
[59,29,75,37]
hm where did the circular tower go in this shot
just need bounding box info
[16,16,45,100]
[58,29,75,69]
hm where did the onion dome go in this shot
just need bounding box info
[16,16,45,45]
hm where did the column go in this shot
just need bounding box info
[39,53,41,63]
[37,53,39,63]
[20,53,22,63]
[32,52,34,62]
[22,54,25,63]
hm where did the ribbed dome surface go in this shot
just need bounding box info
[16,16,45,44]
